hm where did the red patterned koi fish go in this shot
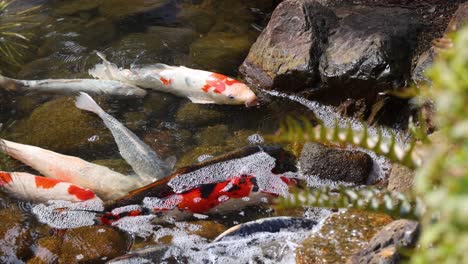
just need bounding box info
[0,139,146,200]
[101,175,296,225]
[0,171,101,203]
[89,52,258,107]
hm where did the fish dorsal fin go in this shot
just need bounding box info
[187,96,216,104]
[165,156,177,170]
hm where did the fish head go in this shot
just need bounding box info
[219,80,258,107]
[203,73,258,107]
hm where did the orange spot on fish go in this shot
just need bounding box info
[0,172,12,185]
[202,73,242,94]
[160,77,172,86]
[35,176,62,189]
[67,185,95,201]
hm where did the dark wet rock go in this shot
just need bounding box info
[6,97,113,155]
[108,26,197,66]
[445,2,468,34]
[296,210,393,264]
[190,32,254,75]
[239,0,338,91]
[0,208,32,262]
[387,163,414,193]
[175,102,225,127]
[299,142,373,184]
[92,159,133,175]
[319,7,423,99]
[347,220,419,264]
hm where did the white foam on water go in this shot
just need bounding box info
[168,152,290,197]
[263,90,409,143]
[111,215,157,238]
[143,195,182,210]
[32,199,103,229]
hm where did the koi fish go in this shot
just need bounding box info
[0,74,147,98]
[101,174,295,226]
[0,171,101,203]
[89,52,258,106]
[0,139,146,200]
[75,93,175,181]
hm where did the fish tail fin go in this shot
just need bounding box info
[89,51,119,80]
[75,92,105,116]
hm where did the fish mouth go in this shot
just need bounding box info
[245,98,259,107]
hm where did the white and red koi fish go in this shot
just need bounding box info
[0,139,148,200]
[101,175,296,225]
[0,171,101,203]
[89,52,258,106]
[0,74,147,98]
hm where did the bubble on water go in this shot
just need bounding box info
[143,195,182,210]
[87,135,100,142]
[112,215,156,238]
[32,199,103,229]
[218,195,230,203]
[168,152,290,197]
[247,133,264,145]
[197,155,214,163]
[193,213,208,220]
[111,204,143,215]
[76,254,84,260]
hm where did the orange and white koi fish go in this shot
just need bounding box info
[0,171,101,203]
[89,52,258,106]
[0,139,148,200]
[0,74,147,98]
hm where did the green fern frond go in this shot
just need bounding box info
[270,117,421,169]
[277,187,421,220]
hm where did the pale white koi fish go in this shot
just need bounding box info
[0,139,145,200]
[89,52,258,106]
[0,171,102,203]
[0,74,147,98]
[75,92,175,181]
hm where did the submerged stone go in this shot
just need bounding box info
[296,210,393,264]
[6,97,113,155]
[0,208,32,262]
[174,102,226,127]
[190,32,254,75]
[299,142,373,184]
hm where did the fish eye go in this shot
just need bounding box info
[228,95,235,99]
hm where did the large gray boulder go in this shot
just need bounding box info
[319,7,423,99]
[239,0,338,92]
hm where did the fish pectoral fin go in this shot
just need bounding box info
[187,97,216,104]
[165,156,177,170]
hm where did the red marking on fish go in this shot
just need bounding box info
[202,73,242,94]
[177,176,255,213]
[0,172,12,185]
[35,176,61,189]
[67,185,95,201]
[160,77,172,86]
